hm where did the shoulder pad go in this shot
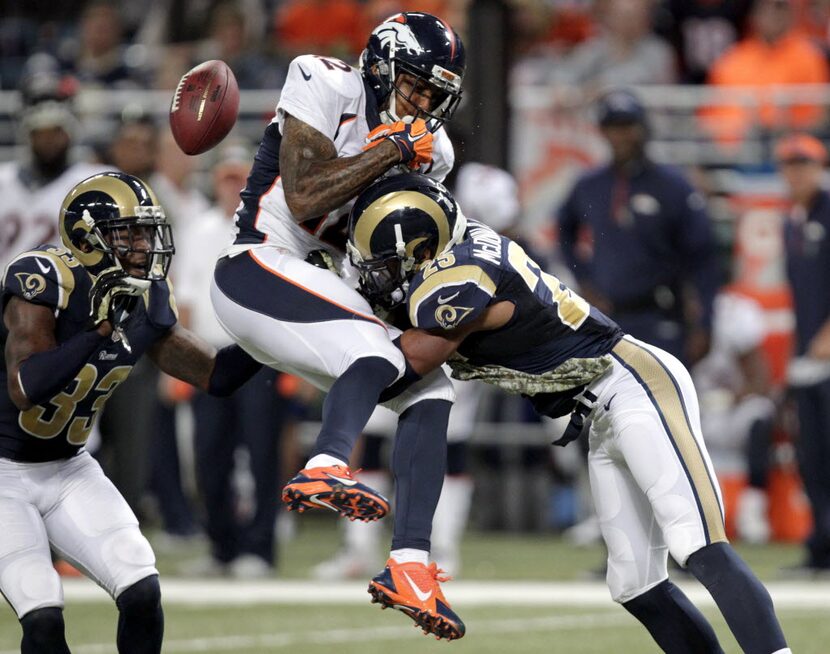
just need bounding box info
[2,247,81,310]
[408,255,497,330]
[277,55,362,139]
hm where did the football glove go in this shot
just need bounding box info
[88,266,149,329]
[363,118,433,169]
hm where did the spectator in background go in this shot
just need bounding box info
[779,133,830,575]
[0,70,107,274]
[177,144,287,578]
[548,0,676,89]
[558,89,717,365]
[655,0,754,84]
[57,0,149,90]
[702,0,830,147]
[107,114,157,181]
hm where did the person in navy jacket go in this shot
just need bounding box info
[558,89,718,365]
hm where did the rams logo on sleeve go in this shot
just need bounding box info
[14,272,47,300]
[434,304,474,329]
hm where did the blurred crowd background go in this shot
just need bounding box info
[2,0,830,580]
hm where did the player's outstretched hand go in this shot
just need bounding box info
[88,266,146,329]
[363,118,433,169]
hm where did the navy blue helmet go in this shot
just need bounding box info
[360,12,465,131]
[347,173,466,309]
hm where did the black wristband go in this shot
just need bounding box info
[18,329,108,406]
[207,344,263,396]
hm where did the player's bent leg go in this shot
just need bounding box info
[115,574,163,654]
[622,580,723,654]
[20,607,70,654]
[586,434,723,652]
[43,454,159,599]
[608,338,789,653]
[282,356,399,521]
[213,250,407,521]
[686,543,789,654]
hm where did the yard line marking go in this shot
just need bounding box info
[0,611,633,654]
[55,578,830,609]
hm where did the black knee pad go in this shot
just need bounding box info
[117,575,162,616]
[20,607,70,654]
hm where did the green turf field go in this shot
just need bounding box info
[0,517,824,653]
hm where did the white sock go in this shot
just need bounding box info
[304,454,348,469]
[770,649,792,654]
[390,548,429,565]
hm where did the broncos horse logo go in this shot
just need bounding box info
[374,19,425,57]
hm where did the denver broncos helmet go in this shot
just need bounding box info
[347,173,466,309]
[360,12,465,131]
[60,172,174,279]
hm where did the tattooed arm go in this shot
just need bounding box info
[280,113,401,222]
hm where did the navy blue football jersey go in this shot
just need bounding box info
[407,221,623,374]
[0,245,178,462]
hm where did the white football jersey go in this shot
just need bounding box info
[0,161,112,276]
[230,54,455,258]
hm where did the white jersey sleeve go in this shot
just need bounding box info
[276,55,364,141]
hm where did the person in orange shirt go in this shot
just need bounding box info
[701,0,829,147]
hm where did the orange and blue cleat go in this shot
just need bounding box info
[368,559,465,640]
[281,465,389,521]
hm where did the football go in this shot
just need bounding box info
[169,60,240,155]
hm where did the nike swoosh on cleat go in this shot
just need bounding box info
[603,393,617,412]
[326,473,357,486]
[298,65,312,81]
[437,291,460,305]
[307,494,339,512]
[402,571,433,602]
